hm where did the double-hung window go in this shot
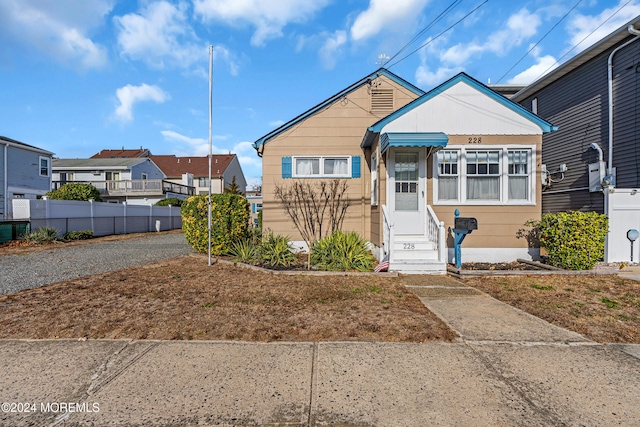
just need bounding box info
[434,146,534,204]
[436,150,458,200]
[293,156,350,178]
[39,157,50,177]
[371,149,378,206]
[508,150,529,200]
[466,150,500,200]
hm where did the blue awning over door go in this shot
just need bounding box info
[380,132,448,154]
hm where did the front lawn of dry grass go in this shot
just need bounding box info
[465,274,640,343]
[0,256,457,343]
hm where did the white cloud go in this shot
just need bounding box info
[507,54,558,85]
[350,0,430,41]
[193,0,331,46]
[415,64,462,87]
[269,120,285,128]
[0,0,111,69]
[113,84,170,123]
[441,8,542,66]
[319,30,347,69]
[114,1,203,69]
[567,1,640,53]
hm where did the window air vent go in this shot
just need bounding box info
[371,88,394,114]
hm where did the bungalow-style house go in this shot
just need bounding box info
[512,16,640,262]
[52,157,194,204]
[0,135,54,219]
[253,69,556,273]
[148,154,247,195]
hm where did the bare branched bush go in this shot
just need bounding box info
[273,179,352,252]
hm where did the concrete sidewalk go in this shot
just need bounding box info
[1,277,639,426]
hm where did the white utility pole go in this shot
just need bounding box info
[208,45,213,266]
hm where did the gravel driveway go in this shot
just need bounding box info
[0,232,192,296]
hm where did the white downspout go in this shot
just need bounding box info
[607,25,640,180]
[3,143,8,220]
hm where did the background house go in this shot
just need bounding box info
[512,16,640,262]
[91,149,247,195]
[148,154,247,195]
[52,158,193,204]
[253,69,555,273]
[1,135,53,219]
[246,188,262,227]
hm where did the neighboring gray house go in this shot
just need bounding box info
[52,158,194,204]
[512,16,640,263]
[512,16,640,213]
[1,135,54,219]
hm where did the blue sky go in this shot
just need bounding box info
[2,0,639,188]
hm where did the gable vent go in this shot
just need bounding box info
[371,88,394,115]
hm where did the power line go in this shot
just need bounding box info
[385,0,463,65]
[495,0,584,84]
[532,0,634,82]
[387,1,489,69]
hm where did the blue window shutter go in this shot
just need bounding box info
[252,203,256,214]
[351,156,361,178]
[282,156,292,178]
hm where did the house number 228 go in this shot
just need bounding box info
[403,243,415,250]
[468,137,482,144]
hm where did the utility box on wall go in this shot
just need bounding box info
[589,161,606,192]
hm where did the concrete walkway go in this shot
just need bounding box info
[1,277,639,426]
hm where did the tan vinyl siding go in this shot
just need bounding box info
[262,76,419,243]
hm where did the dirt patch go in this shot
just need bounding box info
[464,275,640,343]
[0,256,456,343]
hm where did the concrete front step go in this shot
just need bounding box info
[389,260,447,274]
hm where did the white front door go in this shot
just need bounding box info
[391,149,425,235]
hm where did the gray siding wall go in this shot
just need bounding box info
[517,36,640,214]
[131,159,164,180]
[0,146,5,217]
[222,156,247,193]
[7,146,51,192]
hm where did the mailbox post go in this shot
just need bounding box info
[453,209,478,268]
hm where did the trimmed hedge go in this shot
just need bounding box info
[155,197,184,207]
[46,183,102,202]
[527,211,608,270]
[181,194,249,254]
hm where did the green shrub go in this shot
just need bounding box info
[63,230,94,240]
[257,209,263,229]
[260,232,297,267]
[311,230,375,272]
[228,239,259,263]
[46,183,102,202]
[526,211,608,270]
[155,197,184,207]
[25,226,59,244]
[181,194,249,254]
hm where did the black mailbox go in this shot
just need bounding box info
[454,217,478,231]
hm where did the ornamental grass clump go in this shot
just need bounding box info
[259,232,297,268]
[311,230,375,272]
[526,211,608,270]
[25,226,59,244]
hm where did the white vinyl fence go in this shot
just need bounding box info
[12,199,182,237]
[604,188,640,263]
